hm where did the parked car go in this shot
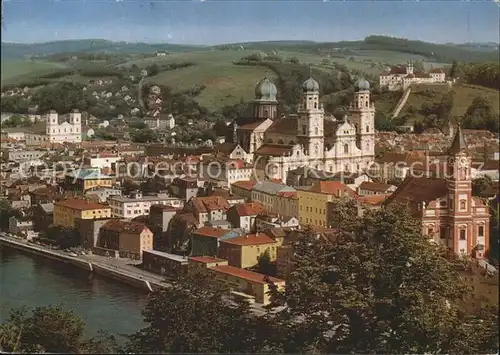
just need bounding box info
[68,252,78,257]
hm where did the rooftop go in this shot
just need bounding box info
[143,249,188,262]
[189,256,227,264]
[211,264,284,284]
[220,233,276,246]
[55,199,109,211]
[192,226,233,238]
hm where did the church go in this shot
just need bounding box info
[233,76,375,182]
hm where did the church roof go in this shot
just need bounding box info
[387,176,448,206]
[238,119,268,131]
[255,144,294,156]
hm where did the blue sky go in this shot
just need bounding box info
[2,0,499,44]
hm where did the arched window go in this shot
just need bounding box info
[263,110,269,118]
[315,127,318,135]
[314,102,317,109]
[344,144,349,154]
[278,139,284,145]
[365,101,368,107]
[366,125,369,133]
[267,139,273,144]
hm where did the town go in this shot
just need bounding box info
[0,2,499,351]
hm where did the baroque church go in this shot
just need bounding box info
[232,76,375,182]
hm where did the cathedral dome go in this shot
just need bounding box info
[356,78,370,91]
[254,77,277,101]
[302,77,320,92]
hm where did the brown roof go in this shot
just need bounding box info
[214,142,238,155]
[101,220,150,234]
[358,181,394,193]
[232,202,266,217]
[266,118,297,135]
[211,265,284,284]
[192,226,232,238]
[231,180,258,191]
[430,68,445,74]
[54,198,109,211]
[220,233,276,246]
[387,177,448,205]
[255,144,294,156]
[190,196,230,213]
[189,256,227,264]
[238,119,268,131]
[414,72,431,78]
[304,181,358,198]
[150,204,178,212]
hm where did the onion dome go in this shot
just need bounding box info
[302,77,320,92]
[254,77,277,101]
[355,78,370,91]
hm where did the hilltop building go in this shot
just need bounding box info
[234,77,375,183]
[379,61,446,91]
[388,127,490,259]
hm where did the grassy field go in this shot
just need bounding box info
[1,60,68,85]
[399,83,500,122]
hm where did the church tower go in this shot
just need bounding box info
[297,77,324,159]
[446,126,474,256]
[349,78,375,160]
[253,77,278,120]
[46,110,58,137]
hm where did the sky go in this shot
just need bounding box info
[2,0,499,45]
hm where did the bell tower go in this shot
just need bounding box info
[297,76,324,159]
[446,126,473,256]
[253,77,278,120]
[349,78,375,159]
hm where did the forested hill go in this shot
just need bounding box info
[219,35,499,63]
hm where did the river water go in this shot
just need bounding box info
[0,245,147,339]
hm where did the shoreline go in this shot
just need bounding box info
[0,235,166,292]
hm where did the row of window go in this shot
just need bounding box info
[428,226,484,239]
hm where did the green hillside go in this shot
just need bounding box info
[1,60,67,83]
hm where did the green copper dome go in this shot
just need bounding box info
[355,78,370,91]
[255,77,277,102]
[302,77,320,92]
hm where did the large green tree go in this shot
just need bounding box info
[123,271,266,353]
[267,203,499,354]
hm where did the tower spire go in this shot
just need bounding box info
[448,124,468,154]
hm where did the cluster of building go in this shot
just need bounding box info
[2,72,498,307]
[379,61,449,91]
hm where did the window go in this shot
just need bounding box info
[302,125,306,135]
[314,102,317,109]
[366,125,369,133]
[460,229,466,240]
[440,227,446,239]
[478,226,484,237]
[344,144,349,154]
[459,200,466,210]
[427,228,434,235]
[315,127,318,135]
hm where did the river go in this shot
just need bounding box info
[0,245,147,339]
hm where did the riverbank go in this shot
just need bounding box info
[0,234,167,292]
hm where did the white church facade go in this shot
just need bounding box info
[234,76,376,183]
[26,110,82,146]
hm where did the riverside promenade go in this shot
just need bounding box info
[0,233,168,291]
[0,233,269,315]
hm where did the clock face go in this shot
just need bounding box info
[459,157,468,167]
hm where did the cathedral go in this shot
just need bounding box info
[233,76,375,182]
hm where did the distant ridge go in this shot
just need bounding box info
[1,39,207,60]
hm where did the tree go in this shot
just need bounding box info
[45,225,81,249]
[0,199,20,231]
[450,60,461,79]
[472,176,493,197]
[0,306,117,354]
[255,249,277,276]
[123,271,266,353]
[267,204,499,354]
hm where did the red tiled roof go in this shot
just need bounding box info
[266,118,297,134]
[220,233,276,246]
[55,198,109,211]
[276,191,298,199]
[232,180,258,191]
[359,194,391,206]
[233,202,266,216]
[192,226,232,238]
[211,264,284,284]
[101,220,150,234]
[255,144,294,156]
[189,256,227,264]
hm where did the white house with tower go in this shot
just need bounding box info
[25,109,82,146]
[379,61,447,91]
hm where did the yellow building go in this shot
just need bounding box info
[65,168,113,191]
[297,181,358,227]
[53,199,112,228]
[187,257,285,305]
[218,233,280,269]
[98,220,153,260]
